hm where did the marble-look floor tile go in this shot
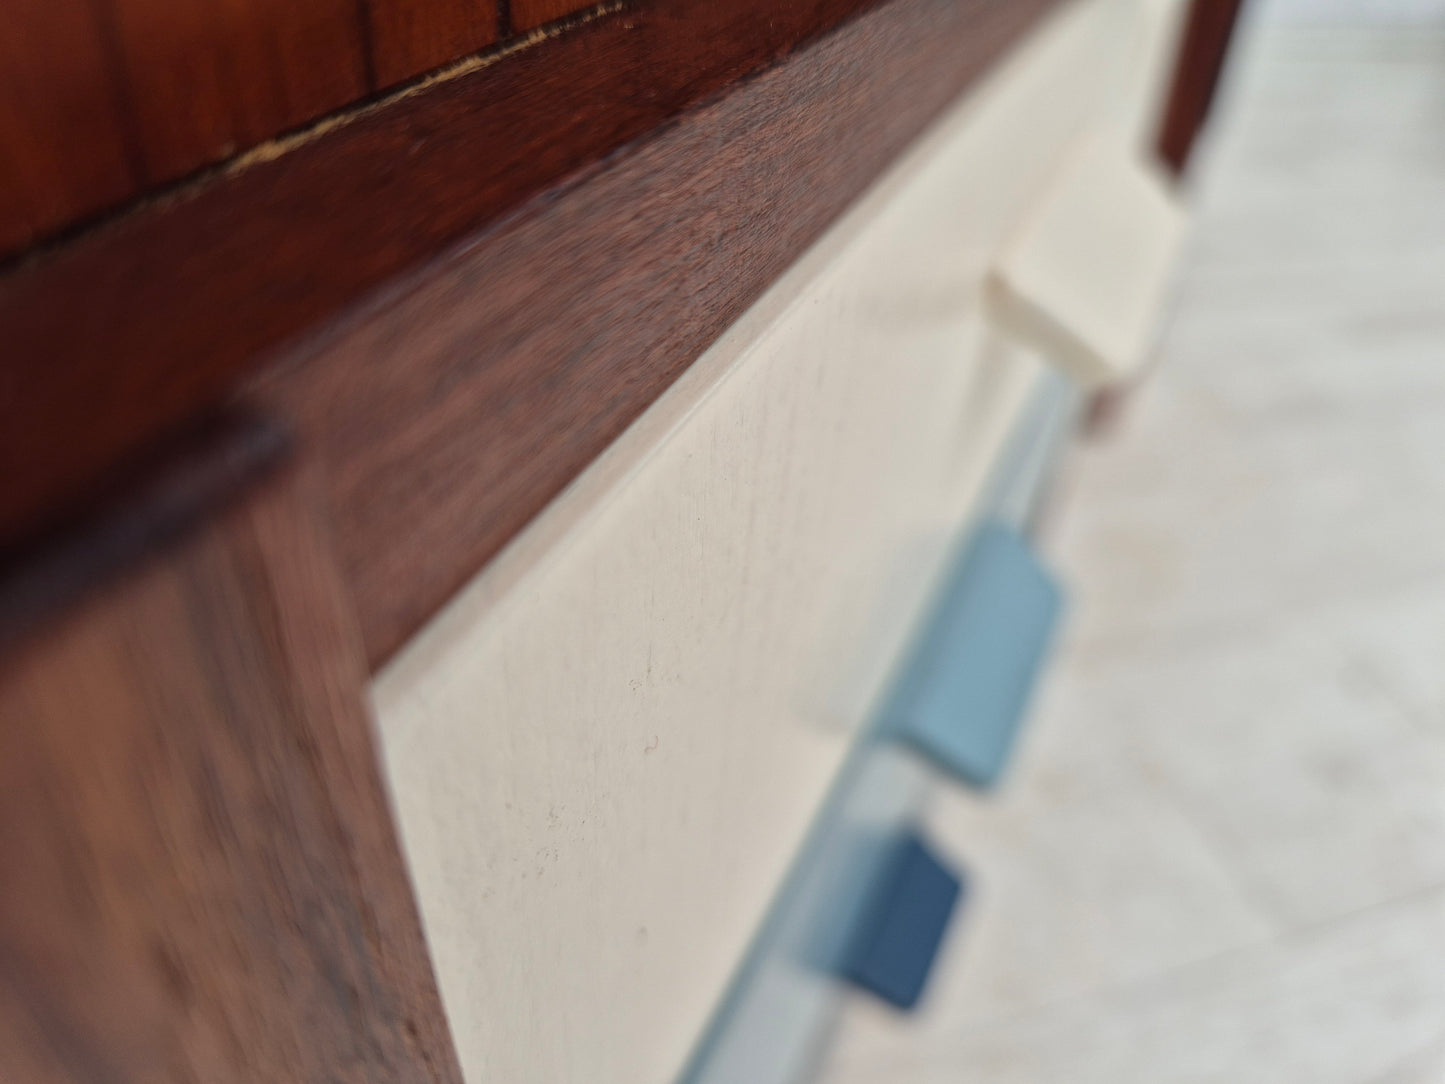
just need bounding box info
[819,10,1445,1082]
[1070,615,1445,926]
[831,778,1274,1061]
[1054,401,1445,655]
[1325,576,1445,741]
[821,886,1445,1084]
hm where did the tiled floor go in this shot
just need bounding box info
[818,5,1445,1081]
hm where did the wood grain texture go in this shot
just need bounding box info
[0,409,287,652]
[0,0,908,580]
[0,459,462,1084]
[368,0,501,89]
[0,0,140,253]
[511,0,597,32]
[0,0,1058,671]
[107,0,370,184]
[270,0,1060,668]
[1157,0,1246,174]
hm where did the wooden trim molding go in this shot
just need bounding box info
[0,0,884,550]
[0,410,287,652]
[273,0,1060,669]
[0,0,1061,671]
[0,458,462,1083]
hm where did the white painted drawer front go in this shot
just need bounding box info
[372,3,1181,1082]
[987,130,1187,386]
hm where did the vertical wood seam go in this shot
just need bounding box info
[85,0,150,189]
[356,0,381,92]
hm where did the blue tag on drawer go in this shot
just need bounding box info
[840,831,963,1011]
[886,521,1063,787]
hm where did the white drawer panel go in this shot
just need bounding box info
[371,3,1172,1081]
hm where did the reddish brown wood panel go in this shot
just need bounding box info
[511,0,597,32]
[1157,0,1247,174]
[106,0,370,184]
[267,0,1060,668]
[0,0,140,254]
[0,410,288,652]
[368,0,502,89]
[0,0,1059,672]
[0,457,462,1083]
[0,0,898,562]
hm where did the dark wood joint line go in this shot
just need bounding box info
[0,408,290,652]
[0,421,465,1082]
[1157,0,1248,176]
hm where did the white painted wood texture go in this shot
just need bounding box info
[984,0,1189,388]
[1100,0,1192,155]
[371,2,1183,1081]
[986,132,1187,387]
